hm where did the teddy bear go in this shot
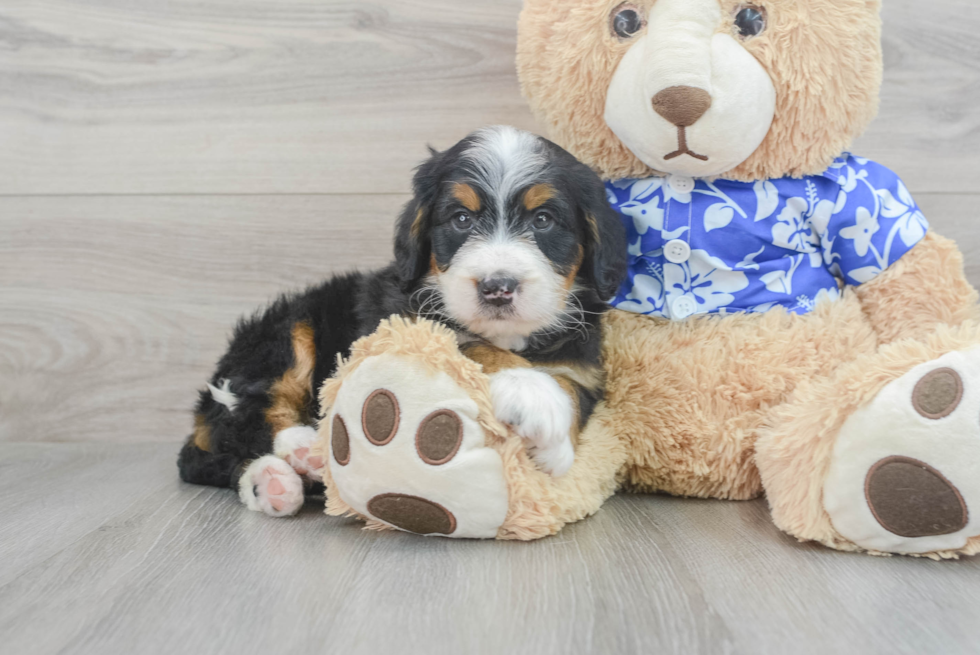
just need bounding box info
[317,0,980,557]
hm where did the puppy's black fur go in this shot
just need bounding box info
[178,129,627,497]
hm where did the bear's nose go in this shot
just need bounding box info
[652,86,713,127]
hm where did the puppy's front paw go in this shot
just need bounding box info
[489,368,575,477]
[238,456,304,517]
[273,425,325,482]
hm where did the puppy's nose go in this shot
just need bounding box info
[478,277,519,307]
[652,86,713,127]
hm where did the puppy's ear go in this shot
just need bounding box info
[576,165,627,300]
[393,147,448,285]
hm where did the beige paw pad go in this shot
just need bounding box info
[366,493,457,536]
[325,353,508,539]
[865,456,968,538]
[825,349,980,554]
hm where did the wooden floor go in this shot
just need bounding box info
[1,443,978,655]
[2,0,980,653]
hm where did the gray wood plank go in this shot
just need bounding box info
[0,194,402,443]
[0,0,976,195]
[636,496,980,655]
[0,443,174,587]
[916,193,980,285]
[854,0,980,193]
[1,444,978,655]
[0,0,537,196]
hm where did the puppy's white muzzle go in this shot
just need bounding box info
[438,236,566,349]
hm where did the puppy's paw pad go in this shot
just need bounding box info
[273,426,324,482]
[239,456,304,517]
[489,368,575,477]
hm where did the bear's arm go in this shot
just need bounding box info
[855,231,980,344]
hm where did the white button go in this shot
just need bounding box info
[668,175,695,194]
[663,239,691,264]
[671,295,698,320]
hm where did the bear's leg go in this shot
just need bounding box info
[757,323,980,558]
[318,318,628,540]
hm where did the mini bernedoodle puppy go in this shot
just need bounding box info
[178,126,627,517]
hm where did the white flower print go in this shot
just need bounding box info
[793,287,841,313]
[696,182,748,232]
[753,180,779,221]
[846,265,883,284]
[761,254,805,295]
[737,245,767,271]
[770,182,835,269]
[615,274,664,315]
[839,206,879,256]
[618,181,666,236]
[836,164,868,193]
[704,203,736,232]
[627,198,664,237]
[663,250,749,315]
[877,180,927,248]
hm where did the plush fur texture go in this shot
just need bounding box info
[855,232,980,344]
[517,0,882,182]
[603,292,878,500]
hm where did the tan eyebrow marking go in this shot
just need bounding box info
[452,183,481,212]
[524,183,556,211]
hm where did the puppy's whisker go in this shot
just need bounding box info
[411,285,451,323]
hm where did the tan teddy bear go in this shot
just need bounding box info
[319,0,980,557]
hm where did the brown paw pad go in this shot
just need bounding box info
[865,456,968,538]
[366,493,457,535]
[332,415,350,466]
[362,389,400,445]
[912,367,963,419]
[416,409,463,465]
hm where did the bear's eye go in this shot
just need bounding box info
[734,5,766,38]
[610,3,645,40]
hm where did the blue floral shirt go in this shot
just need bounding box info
[607,155,930,320]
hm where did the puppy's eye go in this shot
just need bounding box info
[451,212,472,231]
[734,5,766,38]
[610,3,645,40]
[532,212,554,231]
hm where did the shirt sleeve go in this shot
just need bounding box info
[821,156,930,286]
